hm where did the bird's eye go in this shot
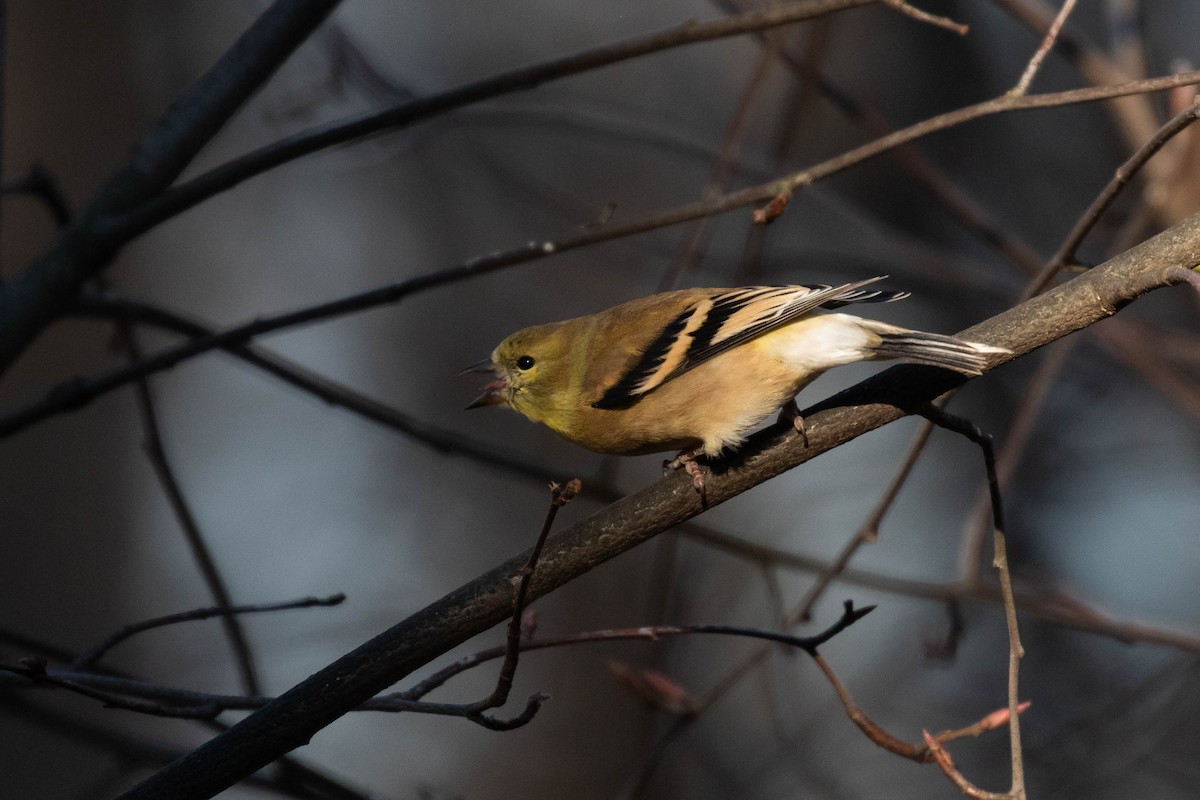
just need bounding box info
[516,355,536,370]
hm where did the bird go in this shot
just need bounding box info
[465,276,1007,489]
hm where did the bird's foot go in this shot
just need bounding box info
[778,400,809,447]
[664,449,707,501]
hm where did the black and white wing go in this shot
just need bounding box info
[592,276,905,409]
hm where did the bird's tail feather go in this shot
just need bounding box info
[860,320,1008,376]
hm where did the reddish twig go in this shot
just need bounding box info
[924,731,1012,800]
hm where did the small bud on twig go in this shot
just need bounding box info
[752,191,791,225]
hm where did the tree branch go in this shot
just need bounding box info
[0,0,340,375]
[115,205,1200,800]
[108,0,878,242]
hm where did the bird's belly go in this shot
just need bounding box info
[567,351,800,457]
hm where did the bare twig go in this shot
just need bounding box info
[107,0,878,242]
[111,209,1200,800]
[813,650,1030,767]
[402,600,872,702]
[115,318,264,696]
[990,0,1164,164]
[383,479,581,730]
[1009,0,1077,98]
[685,520,1200,653]
[470,479,580,716]
[0,649,371,799]
[958,339,1076,580]
[792,417,936,621]
[658,40,776,290]
[1025,96,1200,298]
[5,600,872,727]
[880,0,968,35]
[0,694,365,800]
[3,659,223,719]
[71,292,558,483]
[918,405,1025,800]
[924,731,1011,800]
[70,595,344,672]
[0,0,342,374]
[9,69,1200,441]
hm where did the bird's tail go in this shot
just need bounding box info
[859,320,1009,376]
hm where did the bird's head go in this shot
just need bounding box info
[464,321,575,424]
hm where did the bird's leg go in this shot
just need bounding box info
[664,448,707,496]
[778,399,809,447]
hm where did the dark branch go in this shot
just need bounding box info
[107,0,877,240]
[0,0,341,375]
[110,210,1200,800]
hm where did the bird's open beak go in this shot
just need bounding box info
[459,358,496,376]
[466,378,507,410]
[462,358,507,409]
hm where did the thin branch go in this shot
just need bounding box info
[469,479,580,717]
[115,318,264,695]
[113,210,1200,800]
[0,642,374,800]
[880,0,968,35]
[1009,0,1077,98]
[724,4,1049,276]
[810,652,1028,764]
[990,0,1165,164]
[685,520,1200,653]
[924,731,1012,800]
[5,602,873,727]
[958,339,1076,580]
[71,293,558,483]
[791,417,936,622]
[0,0,341,375]
[401,601,872,702]
[9,69,1200,441]
[70,595,344,672]
[369,479,580,730]
[919,405,1025,800]
[107,0,879,242]
[3,660,224,719]
[0,699,372,800]
[658,40,776,290]
[1025,95,1200,298]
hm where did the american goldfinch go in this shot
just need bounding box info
[467,277,1006,481]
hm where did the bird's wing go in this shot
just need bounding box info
[592,277,903,409]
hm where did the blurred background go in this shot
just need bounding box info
[1,1,1199,797]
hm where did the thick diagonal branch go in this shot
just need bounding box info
[0,0,339,375]
[116,208,1200,800]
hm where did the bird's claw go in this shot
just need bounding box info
[665,449,708,501]
[778,400,809,447]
